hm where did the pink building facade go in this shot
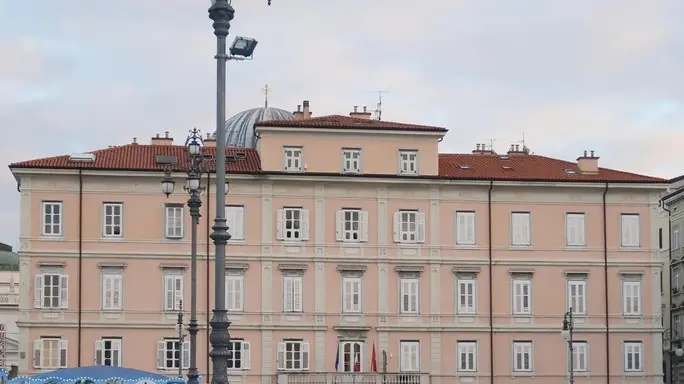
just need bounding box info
[9,103,668,384]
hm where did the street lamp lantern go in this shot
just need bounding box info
[161,169,176,197]
[186,127,204,157]
[185,173,201,193]
[229,36,258,58]
[561,319,570,340]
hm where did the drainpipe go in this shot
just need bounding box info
[205,171,211,384]
[487,180,494,384]
[602,183,609,383]
[77,169,83,366]
[661,198,673,383]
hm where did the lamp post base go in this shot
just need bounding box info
[209,309,232,384]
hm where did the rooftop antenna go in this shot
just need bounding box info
[368,90,391,121]
[488,138,496,151]
[514,132,532,154]
[262,84,270,108]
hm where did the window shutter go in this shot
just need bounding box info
[521,214,530,244]
[335,211,344,241]
[631,216,640,246]
[112,339,122,367]
[577,215,585,245]
[301,342,310,370]
[182,341,190,369]
[276,209,285,240]
[235,277,243,311]
[511,214,521,244]
[95,340,103,365]
[566,215,576,245]
[164,275,173,311]
[175,276,184,310]
[465,213,475,244]
[400,343,409,371]
[416,212,426,243]
[34,275,43,308]
[410,281,419,312]
[156,341,165,369]
[276,342,285,370]
[113,275,122,309]
[242,341,251,369]
[33,340,42,368]
[234,207,245,240]
[301,209,310,241]
[226,278,235,310]
[284,278,293,312]
[392,212,401,243]
[59,340,68,368]
[343,280,351,312]
[60,275,69,308]
[360,211,369,242]
[293,278,303,312]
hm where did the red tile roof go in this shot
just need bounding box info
[9,144,666,183]
[257,115,449,133]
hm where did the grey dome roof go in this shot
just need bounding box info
[213,107,294,148]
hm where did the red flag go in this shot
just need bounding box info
[354,352,361,372]
[370,342,378,372]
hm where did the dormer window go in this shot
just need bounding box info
[398,150,418,175]
[342,148,361,174]
[283,146,303,172]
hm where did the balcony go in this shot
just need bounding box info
[0,293,18,306]
[276,373,429,384]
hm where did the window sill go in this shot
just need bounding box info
[282,313,303,322]
[564,245,587,250]
[38,236,65,241]
[511,315,532,324]
[163,237,184,241]
[509,245,532,250]
[101,237,124,242]
[456,315,476,323]
[511,371,534,377]
[282,169,305,173]
[454,244,477,249]
[619,247,642,252]
[621,371,645,377]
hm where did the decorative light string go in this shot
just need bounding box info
[8,375,191,384]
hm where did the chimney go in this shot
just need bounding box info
[507,143,527,155]
[302,100,312,119]
[293,104,303,120]
[472,143,495,155]
[204,132,216,148]
[577,149,599,174]
[132,137,137,144]
[293,101,312,120]
[349,104,372,120]
[151,132,173,146]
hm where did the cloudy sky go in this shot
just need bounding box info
[1,0,683,247]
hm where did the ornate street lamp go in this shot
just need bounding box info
[561,308,574,384]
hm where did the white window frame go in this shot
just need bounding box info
[511,278,531,315]
[399,341,420,372]
[620,214,640,247]
[399,278,419,314]
[341,148,362,174]
[566,213,586,247]
[34,273,68,309]
[95,338,122,367]
[41,201,63,237]
[227,339,251,370]
[165,205,184,239]
[567,279,586,315]
[456,278,476,315]
[623,341,643,372]
[101,272,123,310]
[674,226,680,249]
[226,205,245,241]
[283,276,303,312]
[457,341,477,372]
[225,274,244,312]
[511,212,531,246]
[571,341,588,373]
[33,338,68,369]
[276,208,309,242]
[103,202,123,238]
[339,341,364,372]
[157,338,190,370]
[276,341,310,371]
[163,274,184,311]
[622,280,641,316]
[393,210,426,244]
[455,211,476,245]
[342,277,362,313]
[398,150,418,175]
[512,341,533,372]
[283,146,303,172]
[336,209,368,243]
[674,269,680,291]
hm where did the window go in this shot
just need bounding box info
[393,211,426,244]
[399,341,420,372]
[227,339,251,370]
[620,214,640,247]
[623,342,643,372]
[276,341,310,371]
[95,338,122,367]
[398,150,418,175]
[33,338,67,369]
[457,342,477,372]
[342,277,361,313]
[567,279,586,315]
[226,275,244,312]
[42,201,63,236]
[103,203,123,237]
[102,273,123,310]
[283,276,303,312]
[283,146,303,172]
[336,209,368,243]
[339,341,363,372]
[570,342,588,372]
[675,226,680,249]
[342,149,361,173]
[457,278,476,314]
[226,206,245,241]
[156,338,190,370]
[675,314,682,334]
[512,342,532,372]
[511,212,531,246]
[277,208,309,241]
[455,211,476,245]
[165,205,183,239]
[674,269,680,292]
[622,280,641,316]
[512,279,531,315]
[566,213,586,246]
[400,278,419,314]
[34,274,68,309]
[163,274,184,311]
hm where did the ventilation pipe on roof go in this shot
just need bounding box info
[577,149,599,174]
[151,133,173,146]
[350,104,372,120]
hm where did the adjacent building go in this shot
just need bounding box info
[9,101,669,383]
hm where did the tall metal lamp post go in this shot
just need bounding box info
[561,308,574,384]
[207,1,262,384]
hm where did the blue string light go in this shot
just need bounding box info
[7,376,193,384]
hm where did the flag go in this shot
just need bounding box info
[335,344,340,372]
[354,352,361,372]
[370,342,378,373]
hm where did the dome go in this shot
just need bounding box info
[213,107,294,148]
[0,250,18,272]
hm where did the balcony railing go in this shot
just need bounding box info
[277,373,429,384]
[0,293,19,306]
